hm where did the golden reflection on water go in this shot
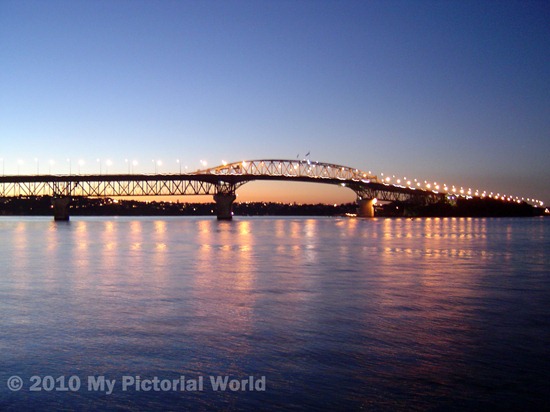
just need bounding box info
[153,220,168,251]
[130,220,142,250]
[102,220,117,252]
[74,220,88,250]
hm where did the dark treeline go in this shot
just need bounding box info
[0,196,356,216]
[0,196,546,217]
[379,198,546,217]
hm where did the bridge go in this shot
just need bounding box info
[0,159,537,220]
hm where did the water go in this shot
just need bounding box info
[0,216,549,411]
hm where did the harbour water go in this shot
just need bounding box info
[0,216,549,410]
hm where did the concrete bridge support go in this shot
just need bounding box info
[357,198,376,218]
[214,193,236,220]
[52,197,71,221]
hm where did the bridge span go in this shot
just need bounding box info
[0,159,446,220]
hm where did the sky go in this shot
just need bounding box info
[1,0,549,204]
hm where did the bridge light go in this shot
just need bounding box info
[385,177,390,182]
[222,160,227,166]
[426,183,431,189]
[17,159,24,175]
[396,179,401,184]
[407,181,411,186]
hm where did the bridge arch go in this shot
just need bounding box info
[196,159,380,219]
[199,159,441,219]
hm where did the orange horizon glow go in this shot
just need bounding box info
[111,181,358,205]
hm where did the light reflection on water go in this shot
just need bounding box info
[0,216,549,410]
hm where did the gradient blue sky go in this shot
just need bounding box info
[1,0,548,204]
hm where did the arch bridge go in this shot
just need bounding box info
[0,159,444,220]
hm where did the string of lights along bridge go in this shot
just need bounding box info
[0,158,544,221]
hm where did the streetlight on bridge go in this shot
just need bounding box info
[152,159,162,174]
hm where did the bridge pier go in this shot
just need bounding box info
[214,193,236,220]
[357,198,376,218]
[52,197,71,221]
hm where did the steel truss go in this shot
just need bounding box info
[352,184,444,204]
[0,176,231,197]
